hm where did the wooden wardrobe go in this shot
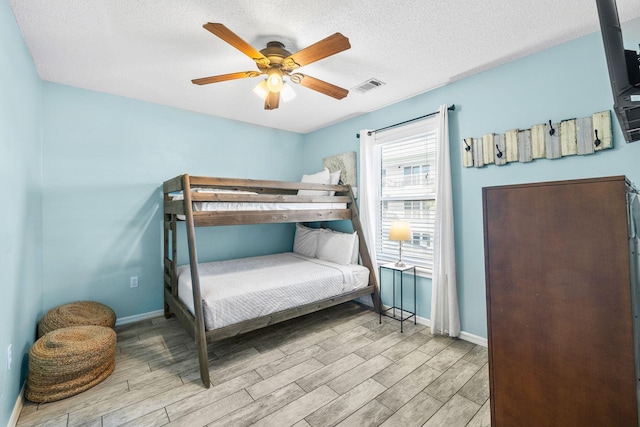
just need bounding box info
[483,176,640,426]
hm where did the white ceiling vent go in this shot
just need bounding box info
[352,78,385,94]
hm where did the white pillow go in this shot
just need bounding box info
[316,229,357,265]
[324,228,360,264]
[326,228,359,264]
[293,224,320,257]
[298,168,331,196]
[351,232,360,264]
[328,170,341,196]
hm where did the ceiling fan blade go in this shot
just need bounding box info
[283,33,350,69]
[192,71,260,85]
[292,73,348,100]
[203,23,269,65]
[264,91,280,110]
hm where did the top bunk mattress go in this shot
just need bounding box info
[191,201,346,212]
[172,189,347,212]
[177,252,370,331]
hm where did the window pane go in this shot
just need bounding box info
[380,133,437,198]
[377,199,435,270]
[375,126,438,271]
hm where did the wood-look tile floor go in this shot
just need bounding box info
[17,302,490,427]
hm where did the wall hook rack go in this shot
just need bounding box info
[462,110,612,168]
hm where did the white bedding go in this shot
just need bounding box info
[177,252,370,331]
[172,189,346,213]
[192,201,346,212]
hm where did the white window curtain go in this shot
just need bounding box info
[359,129,379,285]
[430,104,460,337]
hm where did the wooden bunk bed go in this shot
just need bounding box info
[162,173,380,387]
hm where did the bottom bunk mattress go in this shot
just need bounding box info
[177,252,370,331]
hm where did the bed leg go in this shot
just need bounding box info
[196,337,211,388]
[164,302,173,319]
[371,292,381,314]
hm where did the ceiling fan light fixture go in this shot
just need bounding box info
[192,24,351,110]
[266,68,284,92]
[253,80,269,100]
[281,83,296,102]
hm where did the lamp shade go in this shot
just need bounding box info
[280,83,296,102]
[266,69,284,92]
[253,80,269,100]
[389,221,411,241]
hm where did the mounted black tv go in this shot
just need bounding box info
[596,0,640,142]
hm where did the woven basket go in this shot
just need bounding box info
[38,301,116,338]
[25,325,116,403]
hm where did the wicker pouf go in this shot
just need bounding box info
[38,301,116,338]
[25,325,116,403]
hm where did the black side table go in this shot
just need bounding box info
[379,263,417,332]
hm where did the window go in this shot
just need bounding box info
[374,122,438,273]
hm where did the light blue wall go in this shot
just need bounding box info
[4,6,640,424]
[42,83,305,318]
[303,17,640,338]
[0,1,43,425]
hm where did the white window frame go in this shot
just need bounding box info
[371,117,440,276]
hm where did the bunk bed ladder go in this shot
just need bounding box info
[182,174,212,388]
[348,187,381,313]
[163,213,176,316]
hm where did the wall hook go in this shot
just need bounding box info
[594,129,602,147]
[547,120,556,136]
[495,144,503,158]
[464,139,472,152]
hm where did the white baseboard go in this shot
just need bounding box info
[458,331,488,347]
[115,309,164,326]
[413,313,487,347]
[372,304,489,348]
[9,384,25,427]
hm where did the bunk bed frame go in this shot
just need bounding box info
[162,174,380,387]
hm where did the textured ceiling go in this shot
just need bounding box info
[9,0,640,133]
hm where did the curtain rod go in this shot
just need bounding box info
[356,104,455,139]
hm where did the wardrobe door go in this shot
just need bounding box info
[483,177,637,426]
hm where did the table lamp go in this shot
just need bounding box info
[389,221,411,267]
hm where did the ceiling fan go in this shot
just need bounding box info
[192,23,351,110]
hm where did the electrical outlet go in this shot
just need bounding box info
[7,344,12,371]
[130,276,139,288]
